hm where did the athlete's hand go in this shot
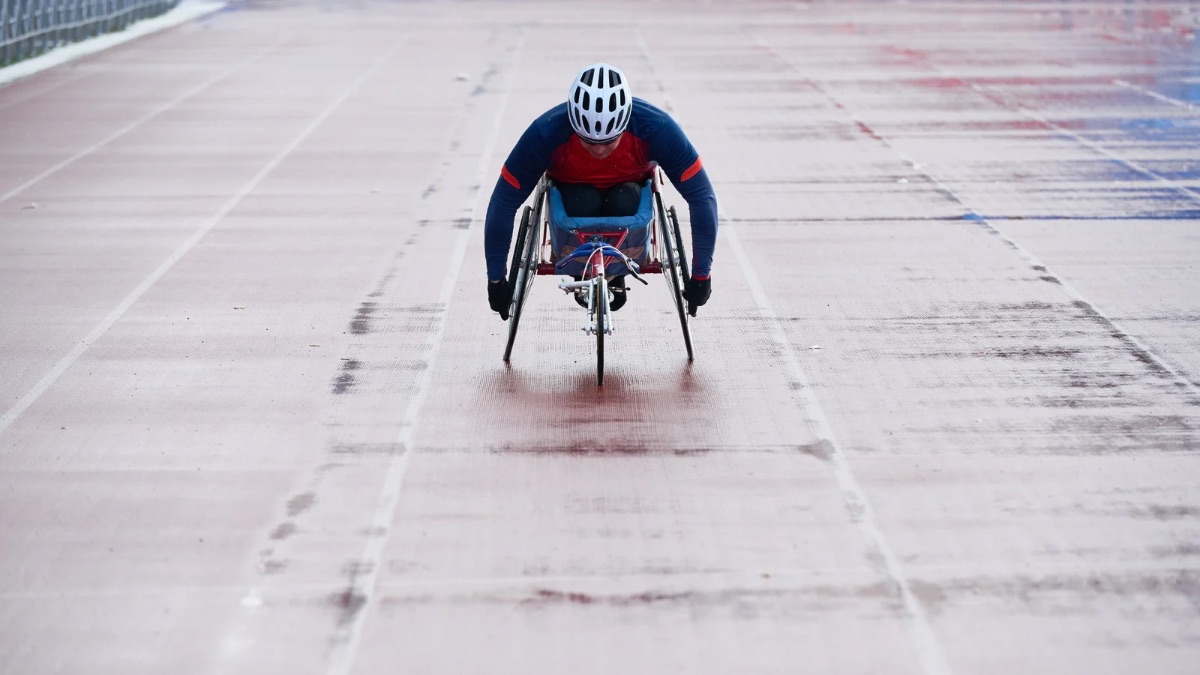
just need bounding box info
[488,279,513,320]
[683,276,711,316]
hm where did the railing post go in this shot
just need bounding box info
[0,0,180,68]
[0,0,10,67]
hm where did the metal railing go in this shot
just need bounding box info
[1,0,181,67]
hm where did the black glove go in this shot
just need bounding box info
[683,276,711,316]
[488,280,513,320]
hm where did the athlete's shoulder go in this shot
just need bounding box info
[525,103,576,145]
[627,97,685,139]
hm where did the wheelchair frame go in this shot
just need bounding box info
[503,168,694,385]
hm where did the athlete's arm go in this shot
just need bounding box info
[483,107,563,281]
[645,109,718,279]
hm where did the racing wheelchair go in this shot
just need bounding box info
[502,167,695,385]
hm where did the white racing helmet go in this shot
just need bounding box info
[568,63,632,143]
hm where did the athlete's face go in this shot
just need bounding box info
[580,133,622,160]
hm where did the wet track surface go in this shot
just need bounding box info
[2,1,1199,672]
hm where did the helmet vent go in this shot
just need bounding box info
[597,97,604,113]
[581,68,594,87]
[610,70,620,87]
[619,89,626,106]
[605,118,615,135]
[582,91,590,110]
[609,93,617,111]
[594,120,601,133]
[573,87,581,104]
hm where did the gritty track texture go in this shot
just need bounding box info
[1,1,1199,673]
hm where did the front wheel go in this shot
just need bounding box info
[594,275,607,386]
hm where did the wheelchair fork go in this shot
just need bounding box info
[557,249,612,336]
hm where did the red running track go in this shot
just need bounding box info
[1,1,1199,673]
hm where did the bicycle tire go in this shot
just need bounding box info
[595,275,606,386]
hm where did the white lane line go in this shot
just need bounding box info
[962,79,1200,204]
[1113,78,1199,110]
[824,75,1200,401]
[321,38,527,675]
[852,80,1200,400]
[750,34,1200,402]
[0,40,387,441]
[639,28,951,675]
[0,36,272,207]
[722,222,954,675]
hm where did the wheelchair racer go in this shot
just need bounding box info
[485,62,717,319]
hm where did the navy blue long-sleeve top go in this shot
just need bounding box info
[483,98,718,281]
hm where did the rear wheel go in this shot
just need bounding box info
[658,200,694,362]
[503,205,538,362]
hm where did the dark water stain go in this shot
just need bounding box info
[432,442,831,457]
[270,522,296,541]
[910,570,1200,613]
[376,582,893,615]
[523,588,698,608]
[1072,301,1178,380]
[331,589,367,627]
[993,346,1081,359]
[421,183,437,199]
[997,301,1060,312]
[908,580,948,607]
[287,492,316,517]
[350,302,377,334]
[332,442,407,456]
[1068,377,1120,389]
[342,561,376,577]
[395,303,446,334]
[1038,275,1063,285]
[262,559,288,575]
[519,582,890,609]
[332,359,361,395]
[1151,543,1200,559]
[798,439,834,461]
[1137,504,1200,521]
[855,120,884,141]
[454,217,472,230]
[1032,395,1129,409]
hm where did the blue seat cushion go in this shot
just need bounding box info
[547,181,653,276]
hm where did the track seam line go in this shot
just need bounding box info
[637,28,952,675]
[321,35,527,675]
[0,38,382,441]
